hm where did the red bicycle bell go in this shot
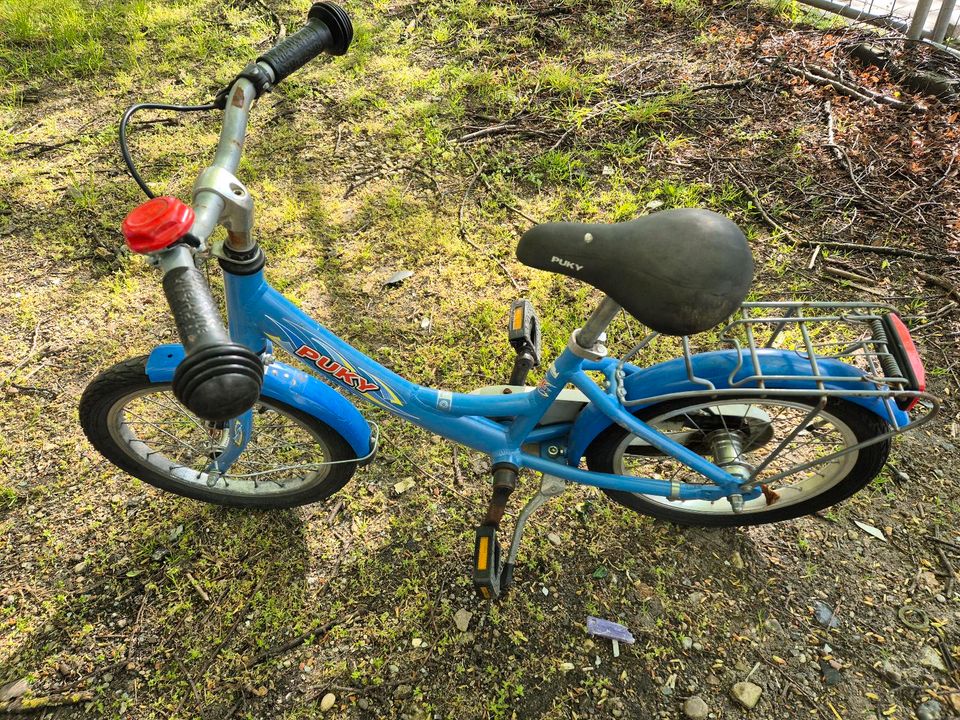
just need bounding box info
[121,196,195,254]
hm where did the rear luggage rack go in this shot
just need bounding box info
[617,301,940,434]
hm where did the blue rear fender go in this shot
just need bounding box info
[566,348,906,463]
[145,344,372,459]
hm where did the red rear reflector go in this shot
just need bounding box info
[887,313,925,411]
[121,196,195,254]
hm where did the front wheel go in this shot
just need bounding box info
[585,396,890,527]
[79,356,358,508]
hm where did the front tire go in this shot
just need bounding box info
[585,396,890,527]
[79,356,358,508]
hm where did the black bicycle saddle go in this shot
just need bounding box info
[516,208,753,336]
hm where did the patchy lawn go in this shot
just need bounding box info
[1,0,959,718]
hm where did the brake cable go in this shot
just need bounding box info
[119,101,218,199]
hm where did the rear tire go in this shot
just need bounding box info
[79,356,358,508]
[585,396,890,527]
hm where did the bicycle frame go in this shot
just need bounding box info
[193,267,756,503]
[137,77,923,507]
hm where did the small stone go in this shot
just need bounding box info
[411,637,426,648]
[547,532,562,547]
[394,684,413,699]
[73,561,88,574]
[763,618,785,635]
[819,659,843,686]
[880,660,903,684]
[681,637,693,650]
[731,681,762,709]
[705,674,721,686]
[453,608,472,633]
[920,644,948,673]
[683,696,709,719]
[688,592,705,605]
[357,698,370,710]
[388,664,399,675]
[917,699,944,720]
[731,551,744,569]
[559,662,575,672]
[319,693,336,712]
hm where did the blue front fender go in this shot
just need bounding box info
[567,348,906,463]
[145,344,372,459]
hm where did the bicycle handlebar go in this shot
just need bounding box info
[258,2,353,83]
[138,3,354,423]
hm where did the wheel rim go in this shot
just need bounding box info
[611,399,860,515]
[106,385,334,498]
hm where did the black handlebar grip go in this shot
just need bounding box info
[162,266,231,350]
[163,266,263,423]
[257,2,353,84]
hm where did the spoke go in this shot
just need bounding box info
[123,413,205,456]
[141,395,207,431]
[748,400,829,482]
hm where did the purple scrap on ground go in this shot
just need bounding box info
[586,616,635,644]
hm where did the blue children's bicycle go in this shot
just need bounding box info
[80,3,938,598]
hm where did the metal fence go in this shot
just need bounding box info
[799,0,959,42]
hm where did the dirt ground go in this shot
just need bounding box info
[1,0,960,718]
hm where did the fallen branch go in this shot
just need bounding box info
[822,266,888,297]
[0,321,45,389]
[457,123,519,143]
[822,263,873,284]
[823,100,886,208]
[729,168,802,243]
[186,572,210,603]
[0,691,92,714]
[458,157,522,292]
[246,617,347,667]
[915,270,960,302]
[199,575,265,675]
[551,75,756,150]
[795,240,957,264]
[934,540,956,597]
[776,61,919,111]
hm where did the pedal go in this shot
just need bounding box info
[508,299,542,386]
[472,525,503,600]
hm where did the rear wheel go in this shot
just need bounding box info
[80,356,358,508]
[585,396,889,527]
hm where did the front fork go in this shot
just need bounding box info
[203,409,254,484]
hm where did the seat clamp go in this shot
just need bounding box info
[568,330,608,361]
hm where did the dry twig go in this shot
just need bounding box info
[458,157,522,291]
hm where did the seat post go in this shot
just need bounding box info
[577,296,621,349]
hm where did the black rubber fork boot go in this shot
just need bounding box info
[473,464,518,599]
